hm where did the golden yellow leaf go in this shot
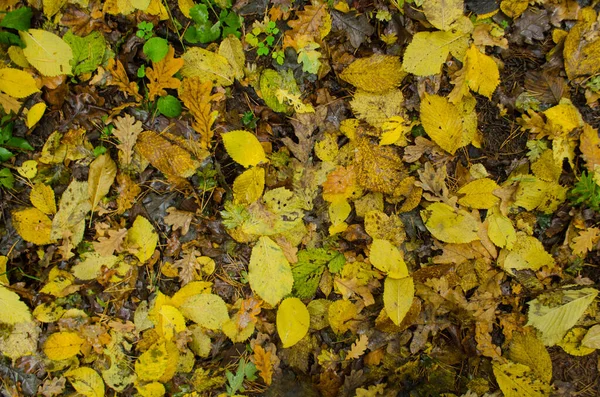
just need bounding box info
[364,210,406,246]
[88,153,117,212]
[65,367,105,397]
[369,239,408,279]
[513,175,567,214]
[71,252,120,280]
[380,116,412,146]
[531,149,562,182]
[0,284,32,325]
[508,331,553,383]
[136,130,200,181]
[563,10,600,81]
[499,232,554,271]
[463,44,500,98]
[116,172,141,214]
[500,0,529,18]
[486,206,516,249]
[328,198,350,234]
[248,236,294,306]
[233,166,265,205]
[135,341,169,382]
[340,54,404,93]
[420,93,464,155]
[402,18,472,76]
[355,137,407,195]
[180,47,235,86]
[420,202,480,244]
[179,293,229,330]
[12,207,53,245]
[284,2,331,46]
[43,331,84,360]
[277,297,310,348]
[383,276,414,326]
[20,29,73,76]
[350,89,404,128]
[0,92,21,114]
[33,301,65,323]
[30,183,56,215]
[158,305,187,341]
[177,0,193,17]
[106,58,142,101]
[126,216,158,263]
[252,345,274,385]
[179,77,223,149]
[457,178,500,209]
[43,0,67,17]
[493,362,551,397]
[571,227,600,256]
[222,130,267,168]
[0,256,8,285]
[146,46,183,101]
[26,102,46,128]
[16,160,37,179]
[0,68,40,98]
[558,327,595,356]
[580,124,600,172]
[136,382,165,397]
[328,299,358,334]
[422,0,463,30]
[543,99,583,135]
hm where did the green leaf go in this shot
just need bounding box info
[526,287,598,346]
[157,95,182,118]
[143,37,169,63]
[0,147,14,162]
[0,7,32,31]
[189,4,210,24]
[0,31,23,47]
[64,31,106,76]
[328,253,345,273]
[0,168,14,189]
[292,248,334,299]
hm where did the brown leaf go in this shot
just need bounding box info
[115,172,141,214]
[60,2,110,36]
[284,2,331,49]
[282,107,327,163]
[164,207,194,235]
[179,77,223,149]
[345,334,368,360]
[524,70,568,105]
[93,228,127,256]
[136,131,201,184]
[354,137,407,195]
[146,46,184,101]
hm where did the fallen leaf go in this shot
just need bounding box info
[383,276,414,326]
[88,154,117,212]
[248,237,294,306]
[277,297,310,348]
[146,46,183,101]
[0,285,32,325]
[222,130,267,168]
[20,29,73,76]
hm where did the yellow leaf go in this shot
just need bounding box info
[248,236,294,306]
[26,102,46,128]
[233,166,265,205]
[513,176,567,214]
[12,207,53,245]
[7,45,30,68]
[180,47,235,86]
[177,0,194,17]
[420,202,480,244]
[457,178,500,209]
[355,137,408,195]
[582,324,600,349]
[369,239,408,279]
[422,0,463,30]
[136,130,201,181]
[158,305,187,341]
[65,367,105,397]
[169,280,212,307]
[580,124,600,172]
[0,320,39,360]
[402,20,472,76]
[88,154,117,212]
[136,382,166,397]
[558,327,595,356]
[51,180,91,244]
[508,331,553,383]
[500,0,529,18]
[16,160,38,178]
[43,0,67,17]
[222,130,267,168]
[218,36,245,80]
[33,301,65,323]
[72,252,120,280]
[531,149,562,182]
[543,99,583,135]
[0,256,8,285]
[420,93,464,154]
[500,232,554,271]
[328,299,358,334]
[383,276,414,326]
[571,227,600,256]
[0,68,40,98]
[380,116,411,146]
[30,183,56,214]
[340,54,404,93]
[43,331,84,360]
[493,362,551,397]
[146,46,184,101]
[486,206,516,249]
[464,44,500,98]
[0,284,32,324]
[328,198,351,231]
[364,210,406,246]
[135,341,169,382]
[20,29,73,76]
[277,297,310,348]
[179,293,229,330]
[126,216,158,263]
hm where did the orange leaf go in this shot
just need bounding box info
[252,345,274,385]
[146,46,184,101]
[107,58,142,102]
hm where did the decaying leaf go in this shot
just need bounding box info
[340,54,404,93]
[179,77,223,149]
[146,46,183,101]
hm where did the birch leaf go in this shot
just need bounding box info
[277,297,310,348]
[0,284,32,325]
[20,29,73,76]
[248,236,294,306]
[222,130,267,168]
[383,276,414,326]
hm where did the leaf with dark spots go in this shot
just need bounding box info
[330,9,374,49]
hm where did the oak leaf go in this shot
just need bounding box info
[179,77,223,149]
[112,114,143,168]
[93,227,127,256]
[107,58,142,101]
[252,345,274,385]
[146,46,183,101]
[284,2,331,49]
[571,227,600,256]
[346,334,368,360]
[164,207,194,235]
